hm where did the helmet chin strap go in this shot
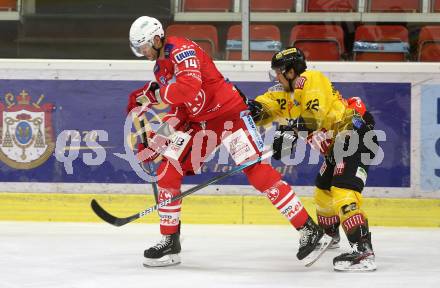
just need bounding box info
[282,71,295,92]
[153,46,161,58]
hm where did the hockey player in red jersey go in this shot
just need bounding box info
[127,16,332,267]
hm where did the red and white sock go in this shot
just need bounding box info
[264,180,309,229]
[158,187,181,235]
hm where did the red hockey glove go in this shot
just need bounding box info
[347,96,366,117]
[127,88,141,114]
[307,128,333,155]
[137,133,169,163]
[136,81,160,107]
[126,82,161,114]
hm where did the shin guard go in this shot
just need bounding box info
[158,187,182,235]
[264,180,309,229]
[314,188,340,237]
[332,186,369,244]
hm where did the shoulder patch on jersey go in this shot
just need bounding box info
[164,43,174,58]
[268,83,285,92]
[295,76,307,90]
[174,49,196,63]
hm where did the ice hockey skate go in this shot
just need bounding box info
[143,232,181,267]
[297,217,332,267]
[333,232,376,272]
[316,226,340,250]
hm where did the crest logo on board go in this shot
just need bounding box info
[0,90,55,169]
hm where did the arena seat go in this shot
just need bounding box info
[289,25,345,61]
[183,0,233,11]
[305,0,357,12]
[226,24,281,61]
[166,24,219,58]
[251,0,295,12]
[418,26,440,61]
[433,0,440,12]
[353,25,409,61]
[367,0,421,12]
[0,0,16,11]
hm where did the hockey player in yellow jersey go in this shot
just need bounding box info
[246,47,378,272]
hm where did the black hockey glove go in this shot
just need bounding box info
[248,99,267,122]
[363,111,375,130]
[235,85,269,123]
[272,118,308,160]
[272,125,298,161]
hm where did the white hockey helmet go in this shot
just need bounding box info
[129,16,164,57]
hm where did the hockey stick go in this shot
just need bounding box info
[139,117,159,203]
[91,151,272,227]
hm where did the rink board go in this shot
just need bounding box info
[1,193,439,227]
[0,79,409,187]
[0,60,440,225]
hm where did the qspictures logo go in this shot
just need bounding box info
[0,90,55,169]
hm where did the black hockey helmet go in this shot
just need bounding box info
[271,47,307,76]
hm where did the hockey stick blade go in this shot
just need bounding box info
[91,151,272,227]
[91,199,141,227]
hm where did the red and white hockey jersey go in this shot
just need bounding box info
[153,36,245,124]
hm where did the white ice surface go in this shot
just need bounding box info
[0,222,439,288]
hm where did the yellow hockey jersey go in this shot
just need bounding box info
[255,70,357,153]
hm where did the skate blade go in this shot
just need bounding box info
[334,259,377,272]
[143,254,181,267]
[304,234,333,267]
[315,238,339,250]
[328,239,340,249]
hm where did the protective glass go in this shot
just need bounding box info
[130,41,152,58]
[268,68,283,82]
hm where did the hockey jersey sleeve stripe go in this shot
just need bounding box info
[175,69,201,76]
[162,83,174,104]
